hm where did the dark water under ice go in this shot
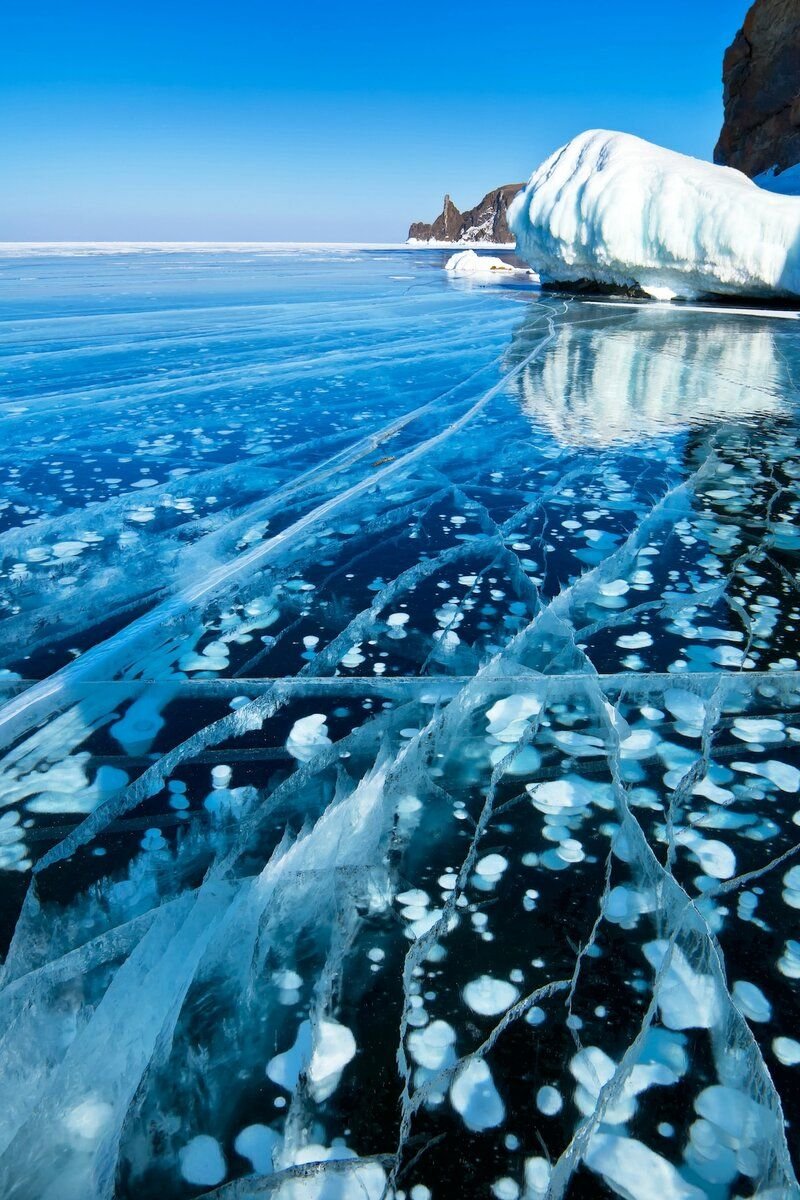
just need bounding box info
[0,246,799,1199]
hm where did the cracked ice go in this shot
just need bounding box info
[0,246,799,1199]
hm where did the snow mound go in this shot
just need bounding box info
[445,249,531,277]
[508,130,800,300]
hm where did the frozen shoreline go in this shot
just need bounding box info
[510,130,800,301]
[0,240,516,258]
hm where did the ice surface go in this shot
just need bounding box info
[510,130,800,300]
[0,245,799,1198]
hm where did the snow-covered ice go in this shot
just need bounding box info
[510,129,800,300]
[445,249,535,280]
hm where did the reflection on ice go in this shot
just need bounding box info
[509,307,787,446]
[0,249,799,1199]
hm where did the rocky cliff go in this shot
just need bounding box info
[714,0,800,179]
[408,184,523,244]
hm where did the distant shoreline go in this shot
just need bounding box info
[0,241,516,257]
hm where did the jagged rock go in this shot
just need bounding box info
[408,184,523,244]
[714,0,800,179]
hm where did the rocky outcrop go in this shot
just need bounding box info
[408,184,523,244]
[714,0,800,179]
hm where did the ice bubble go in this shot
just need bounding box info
[675,829,735,880]
[732,980,772,1023]
[340,643,366,668]
[619,729,660,759]
[234,1124,280,1174]
[408,1020,456,1070]
[536,1085,562,1115]
[396,889,429,907]
[664,688,706,734]
[524,1158,551,1199]
[307,1019,357,1102]
[616,631,653,649]
[475,853,508,878]
[450,1059,504,1131]
[63,1098,113,1141]
[463,976,519,1016]
[778,940,800,979]
[286,713,331,761]
[179,1135,227,1186]
[604,885,655,929]
[273,969,302,991]
[570,1045,675,1125]
[486,694,542,743]
[492,1179,519,1200]
[552,730,605,756]
[732,717,785,745]
[527,778,591,817]
[266,1021,312,1091]
[140,827,167,852]
[211,763,232,787]
[732,758,800,792]
[773,1036,800,1066]
[694,1084,770,1146]
[783,865,800,908]
[643,942,721,1030]
[585,1132,704,1200]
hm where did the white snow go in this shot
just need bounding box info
[509,129,800,300]
[445,250,534,278]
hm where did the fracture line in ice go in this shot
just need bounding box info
[0,316,561,749]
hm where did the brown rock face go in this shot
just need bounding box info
[714,0,800,178]
[408,184,524,243]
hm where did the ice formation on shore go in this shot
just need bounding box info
[509,129,800,300]
[445,250,534,279]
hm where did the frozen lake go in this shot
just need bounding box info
[0,246,799,1198]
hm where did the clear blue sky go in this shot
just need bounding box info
[1,0,751,241]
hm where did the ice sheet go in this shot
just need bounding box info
[0,246,799,1199]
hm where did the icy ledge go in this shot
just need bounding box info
[509,129,800,301]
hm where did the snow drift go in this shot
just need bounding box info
[509,130,800,301]
[444,249,533,278]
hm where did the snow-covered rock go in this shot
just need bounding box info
[445,249,532,278]
[509,129,800,301]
